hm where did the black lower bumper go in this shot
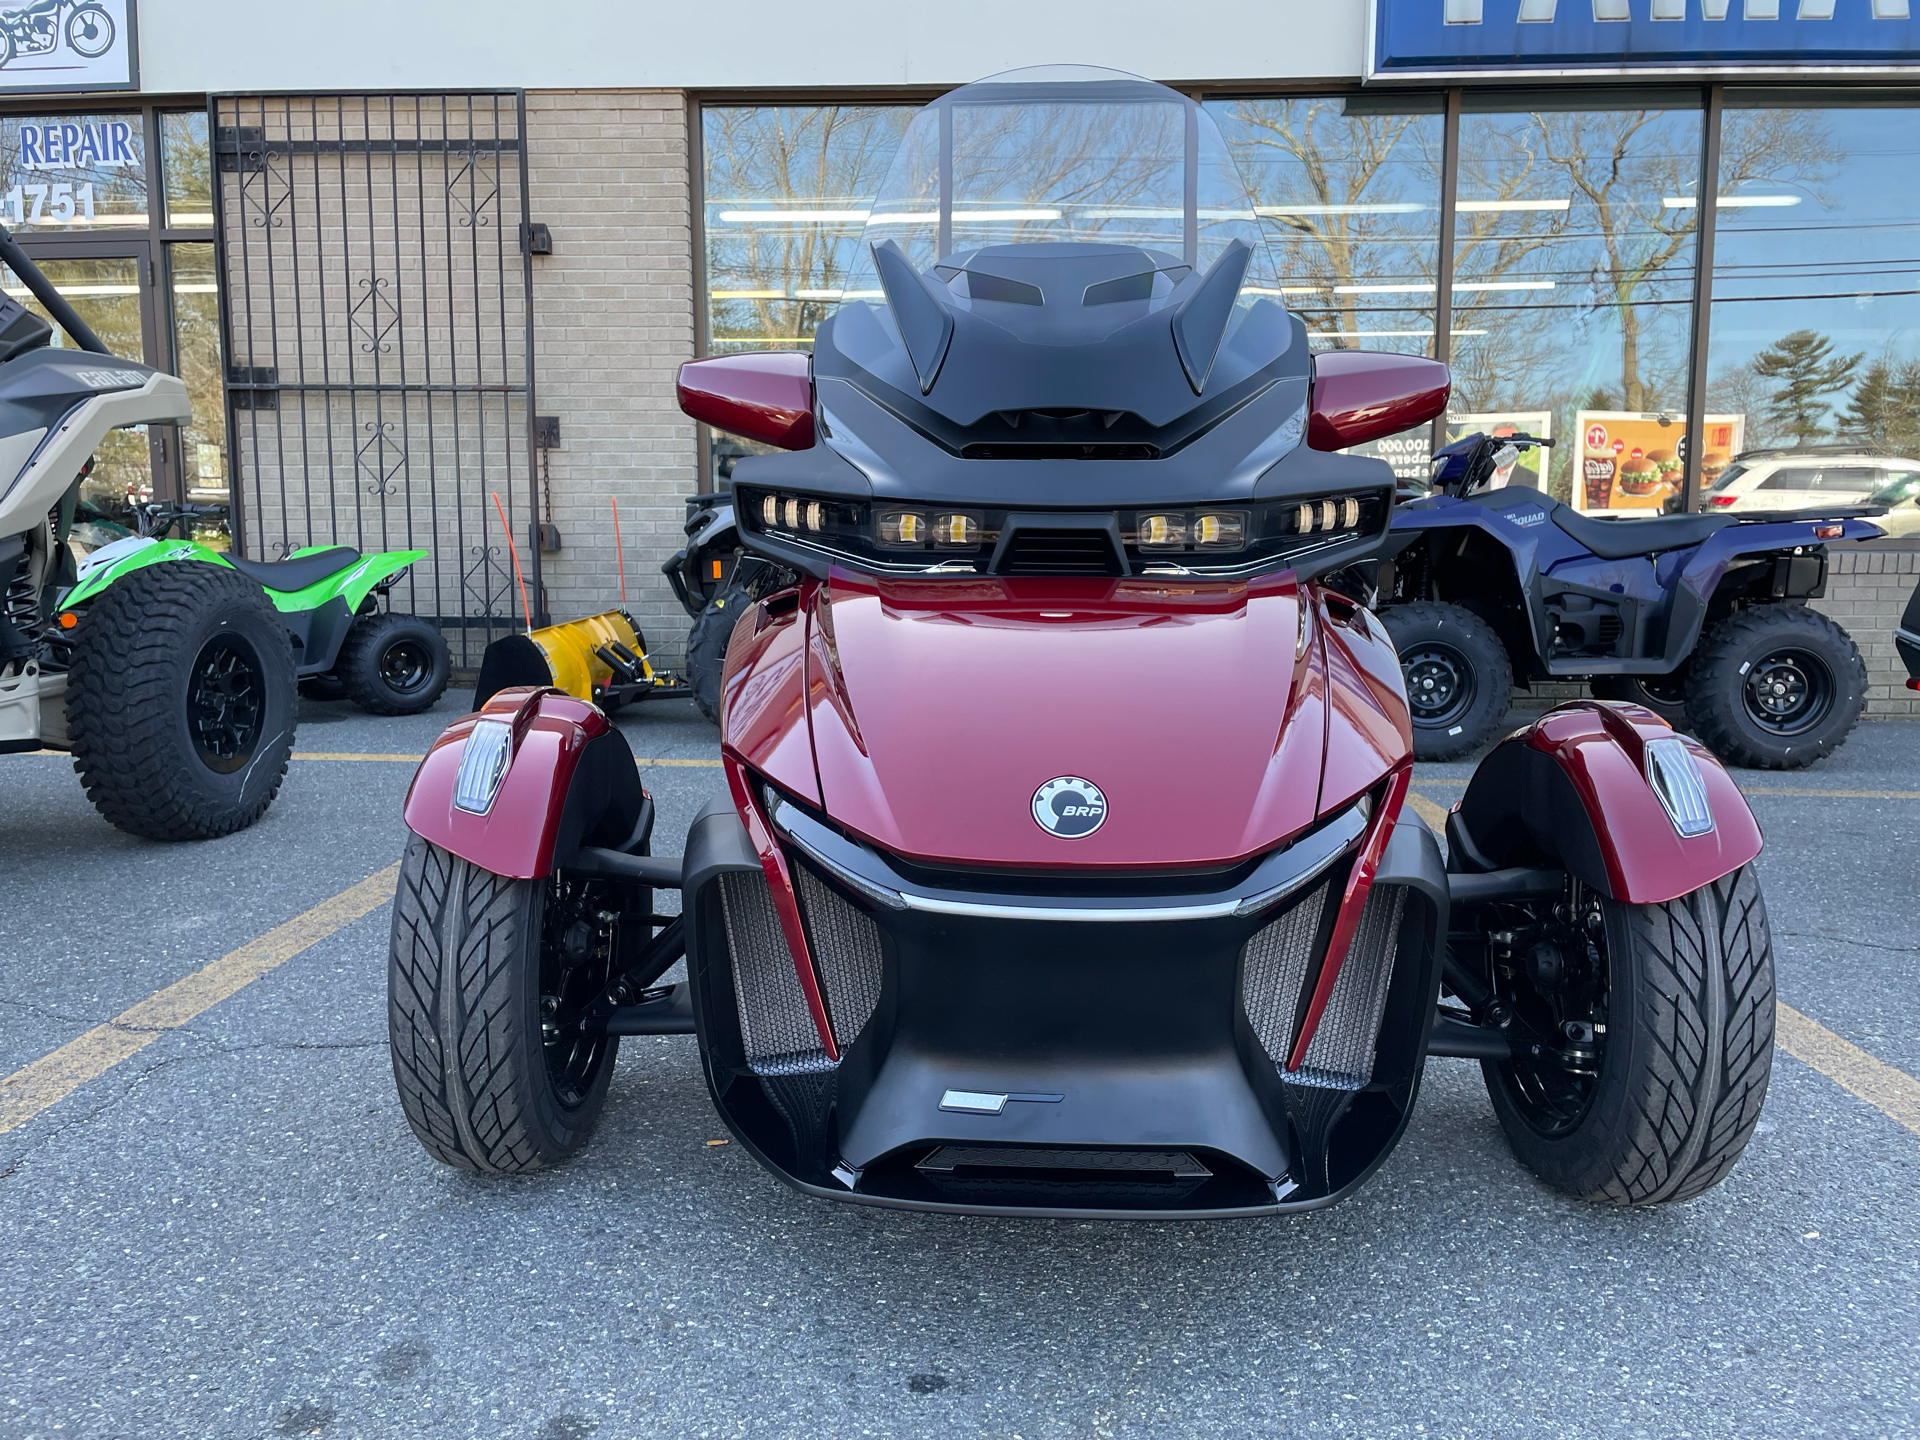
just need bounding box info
[681,795,1450,1218]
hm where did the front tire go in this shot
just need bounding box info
[1684,603,1865,769]
[64,3,114,57]
[686,579,752,727]
[1381,601,1513,761]
[67,562,295,841]
[337,612,451,716]
[387,835,621,1172]
[1484,867,1774,1206]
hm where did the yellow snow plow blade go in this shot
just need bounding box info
[473,610,690,712]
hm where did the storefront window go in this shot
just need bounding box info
[1703,94,1920,510]
[161,110,212,228]
[701,103,913,485]
[168,242,227,548]
[1452,93,1702,508]
[1209,95,1443,357]
[0,113,145,231]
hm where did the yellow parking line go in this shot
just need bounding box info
[1407,791,1450,831]
[0,864,400,1136]
[1776,1004,1920,1138]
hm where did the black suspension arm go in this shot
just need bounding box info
[0,223,110,355]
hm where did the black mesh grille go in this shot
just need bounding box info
[793,866,885,1050]
[1295,884,1406,1089]
[997,530,1123,575]
[716,870,832,1076]
[1239,885,1328,1066]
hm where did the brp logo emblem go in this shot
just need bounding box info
[1032,776,1107,839]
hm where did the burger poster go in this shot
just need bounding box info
[1574,411,1745,515]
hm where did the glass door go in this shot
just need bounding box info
[1,239,168,552]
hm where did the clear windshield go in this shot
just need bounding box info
[835,67,1287,392]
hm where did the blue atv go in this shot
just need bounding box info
[1375,431,1882,768]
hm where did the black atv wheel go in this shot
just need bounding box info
[67,562,295,841]
[1590,672,1690,730]
[298,674,349,702]
[337,612,452,716]
[1380,601,1513,762]
[686,579,752,727]
[1684,603,1865,769]
[388,834,622,1172]
[1483,867,1774,1206]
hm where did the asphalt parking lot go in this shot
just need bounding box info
[1,697,1915,1440]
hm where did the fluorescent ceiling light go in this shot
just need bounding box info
[169,212,214,226]
[794,289,843,300]
[710,336,817,345]
[1456,198,1571,212]
[718,209,870,223]
[1310,328,1487,338]
[172,283,218,293]
[2,283,138,297]
[711,289,787,299]
[1662,195,1802,208]
[1243,286,1322,296]
[1453,280,1556,291]
[1327,281,1555,295]
[1257,203,1426,216]
[946,209,1065,223]
[1334,283,1436,294]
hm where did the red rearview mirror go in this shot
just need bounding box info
[1307,351,1451,452]
[676,352,815,451]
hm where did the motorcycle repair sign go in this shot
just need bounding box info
[0,0,135,94]
[1575,411,1745,515]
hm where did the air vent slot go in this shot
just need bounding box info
[994,529,1125,576]
[961,442,1159,460]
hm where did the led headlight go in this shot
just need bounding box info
[932,513,980,548]
[877,510,927,547]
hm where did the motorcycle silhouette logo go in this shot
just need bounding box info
[0,1,116,69]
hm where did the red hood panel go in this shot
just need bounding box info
[807,570,1325,869]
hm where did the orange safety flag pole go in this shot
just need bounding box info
[611,496,627,605]
[491,490,533,632]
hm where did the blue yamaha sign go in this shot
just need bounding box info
[1369,0,1920,77]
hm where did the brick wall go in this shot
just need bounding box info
[523,90,699,667]
[1814,544,1920,719]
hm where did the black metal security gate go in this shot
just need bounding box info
[210,91,543,664]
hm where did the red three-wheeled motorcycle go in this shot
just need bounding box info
[384,68,1774,1218]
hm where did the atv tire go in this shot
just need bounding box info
[1484,866,1774,1206]
[1381,601,1513,762]
[1684,603,1865,770]
[388,834,620,1173]
[686,579,752,727]
[337,612,451,716]
[67,561,295,841]
[1590,672,1690,730]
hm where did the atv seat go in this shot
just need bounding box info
[224,547,361,592]
[1546,503,1742,560]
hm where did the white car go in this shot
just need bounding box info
[1705,449,1920,513]
[1865,472,1920,537]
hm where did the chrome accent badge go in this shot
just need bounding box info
[453,719,514,815]
[1644,736,1714,838]
[1031,776,1107,839]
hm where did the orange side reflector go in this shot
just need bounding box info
[710,559,723,579]
[57,612,77,629]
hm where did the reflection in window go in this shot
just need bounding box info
[1452,94,1702,506]
[1705,97,1920,506]
[0,114,146,231]
[169,242,228,549]
[161,110,212,229]
[702,105,913,485]
[1208,95,1443,357]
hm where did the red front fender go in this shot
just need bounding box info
[1451,701,1762,905]
[402,686,647,880]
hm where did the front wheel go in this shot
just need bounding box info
[64,3,114,57]
[387,835,621,1172]
[685,579,752,727]
[1380,601,1514,762]
[66,561,295,840]
[1482,866,1774,1206]
[337,612,451,716]
[1684,603,1865,769]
